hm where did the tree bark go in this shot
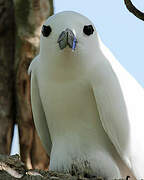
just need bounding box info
[0,0,15,155]
[14,0,54,169]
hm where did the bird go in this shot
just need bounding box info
[28,11,144,180]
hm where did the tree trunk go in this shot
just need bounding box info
[14,0,54,169]
[0,0,15,155]
[0,0,54,170]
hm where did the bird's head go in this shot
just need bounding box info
[40,11,100,64]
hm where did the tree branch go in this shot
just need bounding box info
[124,0,144,21]
[0,154,103,180]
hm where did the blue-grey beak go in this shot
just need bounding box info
[57,28,78,51]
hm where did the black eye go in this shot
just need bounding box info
[83,25,94,36]
[42,25,52,37]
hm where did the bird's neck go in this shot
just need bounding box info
[40,53,96,82]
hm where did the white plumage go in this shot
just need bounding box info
[28,11,144,180]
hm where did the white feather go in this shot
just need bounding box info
[30,58,52,155]
[94,38,144,178]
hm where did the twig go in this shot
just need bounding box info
[124,0,144,21]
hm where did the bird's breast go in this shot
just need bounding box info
[38,75,114,148]
[37,71,122,177]
[39,77,99,138]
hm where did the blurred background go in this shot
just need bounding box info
[0,0,143,170]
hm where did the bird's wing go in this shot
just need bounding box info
[28,56,52,156]
[92,40,144,178]
[92,60,131,167]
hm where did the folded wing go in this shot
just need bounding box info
[92,40,144,178]
[29,56,52,156]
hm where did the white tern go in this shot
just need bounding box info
[28,11,144,180]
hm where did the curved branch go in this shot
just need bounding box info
[124,0,144,21]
